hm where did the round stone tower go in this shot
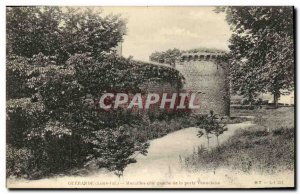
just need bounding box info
[175,51,230,116]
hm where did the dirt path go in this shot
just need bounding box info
[11,121,293,189]
[123,121,254,179]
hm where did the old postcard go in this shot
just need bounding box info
[6,6,295,189]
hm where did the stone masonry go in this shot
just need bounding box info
[176,51,230,116]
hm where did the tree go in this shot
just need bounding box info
[211,120,228,147]
[216,7,294,107]
[60,7,126,61]
[6,7,130,178]
[85,125,149,177]
[6,6,126,62]
[149,48,181,67]
[196,112,214,149]
[196,111,227,149]
[6,6,186,179]
[7,7,61,58]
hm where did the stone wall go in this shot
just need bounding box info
[114,49,230,116]
[176,52,230,116]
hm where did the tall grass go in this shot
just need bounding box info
[184,107,295,174]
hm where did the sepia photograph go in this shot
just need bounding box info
[5,6,295,189]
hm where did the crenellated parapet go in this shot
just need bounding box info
[180,52,225,62]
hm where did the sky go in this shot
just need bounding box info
[101,7,232,61]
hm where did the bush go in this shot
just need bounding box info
[85,126,149,177]
[6,98,47,147]
[7,145,34,178]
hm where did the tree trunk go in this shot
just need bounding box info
[248,93,254,109]
[273,92,279,108]
[207,134,210,150]
[274,94,277,108]
[273,78,280,108]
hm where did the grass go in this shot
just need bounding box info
[231,106,294,129]
[184,106,295,174]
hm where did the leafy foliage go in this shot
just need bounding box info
[6,6,186,179]
[85,126,149,177]
[196,110,228,148]
[149,47,227,69]
[7,7,126,63]
[149,48,182,67]
[215,7,294,107]
[6,56,33,99]
[185,47,226,54]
